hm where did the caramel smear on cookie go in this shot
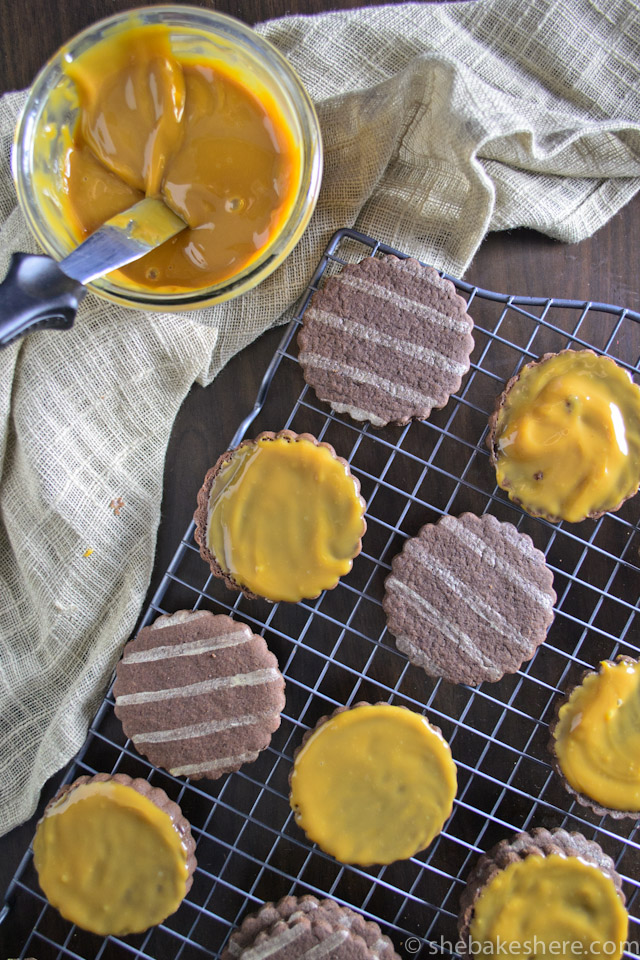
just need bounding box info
[206,435,365,602]
[469,854,628,959]
[33,779,189,935]
[553,658,640,813]
[491,351,640,522]
[289,703,457,865]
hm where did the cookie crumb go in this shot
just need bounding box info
[109,497,125,516]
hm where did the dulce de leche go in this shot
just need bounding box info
[552,657,640,814]
[468,854,628,960]
[57,23,301,292]
[488,350,640,522]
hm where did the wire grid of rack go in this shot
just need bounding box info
[3,227,640,960]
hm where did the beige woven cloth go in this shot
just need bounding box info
[2,0,640,836]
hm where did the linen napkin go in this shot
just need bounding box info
[2,0,640,836]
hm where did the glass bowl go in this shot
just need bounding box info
[12,5,323,310]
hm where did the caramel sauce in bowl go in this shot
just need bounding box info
[13,6,322,310]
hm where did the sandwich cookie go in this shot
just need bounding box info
[194,430,366,603]
[550,656,640,818]
[32,772,196,936]
[487,350,640,523]
[289,702,457,866]
[458,827,628,960]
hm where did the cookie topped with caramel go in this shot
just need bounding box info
[194,431,366,603]
[32,773,196,936]
[458,827,628,960]
[289,702,457,866]
[550,656,640,818]
[487,350,640,522]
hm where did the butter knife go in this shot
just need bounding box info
[0,197,186,348]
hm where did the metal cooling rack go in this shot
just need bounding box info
[3,227,640,960]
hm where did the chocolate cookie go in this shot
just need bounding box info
[289,702,456,866]
[383,512,556,685]
[458,827,627,957]
[114,610,285,779]
[297,255,474,427]
[487,350,640,523]
[193,430,366,603]
[33,772,197,936]
[221,895,400,960]
[549,656,640,819]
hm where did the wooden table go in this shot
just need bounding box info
[2,1,639,957]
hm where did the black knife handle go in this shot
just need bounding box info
[0,252,86,348]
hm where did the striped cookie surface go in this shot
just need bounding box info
[297,255,474,427]
[383,513,556,685]
[221,895,400,960]
[114,610,285,779]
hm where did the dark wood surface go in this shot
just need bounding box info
[2,0,639,955]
